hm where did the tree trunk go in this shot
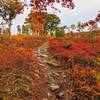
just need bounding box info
[9,20,12,36]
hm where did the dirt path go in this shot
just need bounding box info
[35,42,74,100]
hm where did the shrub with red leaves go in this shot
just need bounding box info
[0,46,34,69]
[49,33,100,99]
[0,35,53,99]
[49,33,100,67]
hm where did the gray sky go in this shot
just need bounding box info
[11,0,100,34]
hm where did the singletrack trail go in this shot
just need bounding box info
[35,42,74,100]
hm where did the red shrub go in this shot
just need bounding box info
[0,46,35,69]
[49,34,100,67]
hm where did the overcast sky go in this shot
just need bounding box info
[11,0,100,34]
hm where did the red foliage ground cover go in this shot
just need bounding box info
[49,33,100,99]
[49,33,100,66]
[0,35,52,99]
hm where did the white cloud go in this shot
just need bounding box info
[58,0,100,25]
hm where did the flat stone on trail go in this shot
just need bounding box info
[39,54,48,58]
[43,98,48,100]
[47,61,60,67]
[58,92,65,97]
[50,83,60,91]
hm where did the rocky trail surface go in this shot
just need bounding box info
[35,42,74,100]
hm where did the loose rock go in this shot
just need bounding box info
[50,83,60,91]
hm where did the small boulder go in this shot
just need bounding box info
[50,83,60,91]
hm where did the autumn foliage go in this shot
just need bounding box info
[0,0,100,99]
[25,11,47,35]
[30,0,75,11]
[0,31,100,99]
[49,32,100,99]
[0,34,49,99]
